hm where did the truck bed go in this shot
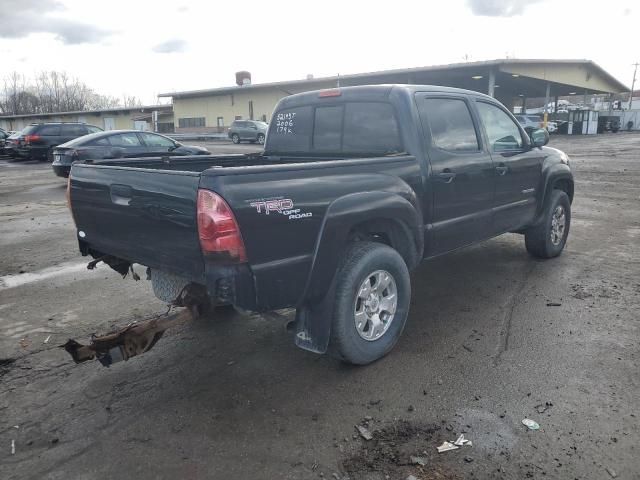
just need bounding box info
[69,151,421,309]
[83,152,376,173]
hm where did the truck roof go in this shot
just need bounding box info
[277,84,496,109]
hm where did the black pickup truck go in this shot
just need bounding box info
[67,85,573,365]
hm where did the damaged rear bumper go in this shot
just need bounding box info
[62,308,195,367]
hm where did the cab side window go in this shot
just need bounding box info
[417,98,479,152]
[476,102,524,152]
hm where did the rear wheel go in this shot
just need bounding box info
[524,190,571,258]
[330,241,411,365]
[231,134,240,144]
[257,133,265,145]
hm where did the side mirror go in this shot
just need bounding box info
[530,128,549,148]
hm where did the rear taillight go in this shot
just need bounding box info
[24,134,41,144]
[197,189,247,262]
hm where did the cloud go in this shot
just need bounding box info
[152,39,187,54]
[52,21,112,45]
[466,0,542,17]
[0,0,112,44]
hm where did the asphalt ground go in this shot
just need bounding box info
[0,135,638,480]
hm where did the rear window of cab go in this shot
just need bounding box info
[266,102,403,156]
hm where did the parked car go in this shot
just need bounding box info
[228,120,268,144]
[17,122,103,161]
[66,85,573,366]
[0,128,8,154]
[52,130,210,177]
[3,130,24,158]
[597,116,621,133]
[514,115,544,134]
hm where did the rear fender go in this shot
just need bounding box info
[294,191,422,353]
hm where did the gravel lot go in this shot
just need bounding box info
[0,135,638,480]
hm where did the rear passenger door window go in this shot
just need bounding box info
[419,98,480,152]
[139,132,176,153]
[139,132,175,147]
[88,137,110,146]
[60,125,86,137]
[476,102,524,152]
[39,125,60,136]
[109,133,142,147]
[107,132,147,157]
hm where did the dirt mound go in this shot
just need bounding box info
[342,420,461,480]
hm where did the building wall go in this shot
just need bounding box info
[0,110,174,132]
[172,81,337,132]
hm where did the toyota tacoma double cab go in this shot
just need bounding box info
[66,85,573,365]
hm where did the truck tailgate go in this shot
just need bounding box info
[70,164,204,280]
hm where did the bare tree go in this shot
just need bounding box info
[0,71,140,115]
[122,95,142,108]
[0,72,36,115]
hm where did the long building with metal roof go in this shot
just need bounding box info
[158,59,628,133]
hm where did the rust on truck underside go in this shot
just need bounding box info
[62,308,195,367]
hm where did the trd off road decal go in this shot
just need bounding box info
[249,198,312,220]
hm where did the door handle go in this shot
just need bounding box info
[110,184,133,206]
[436,169,456,183]
[495,163,508,175]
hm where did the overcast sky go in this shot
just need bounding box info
[0,0,636,104]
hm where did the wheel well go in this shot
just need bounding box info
[348,218,418,269]
[553,178,574,204]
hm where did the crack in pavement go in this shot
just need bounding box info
[493,261,537,366]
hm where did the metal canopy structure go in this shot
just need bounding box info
[159,59,628,108]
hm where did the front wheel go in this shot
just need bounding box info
[330,242,411,365]
[257,133,265,145]
[231,134,240,144]
[524,190,571,258]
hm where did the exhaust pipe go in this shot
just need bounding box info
[62,308,195,367]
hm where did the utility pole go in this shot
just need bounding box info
[629,62,639,111]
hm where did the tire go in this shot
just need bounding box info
[329,241,411,365]
[45,148,54,162]
[524,190,571,258]
[257,133,265,145]
[231,134,240,144]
